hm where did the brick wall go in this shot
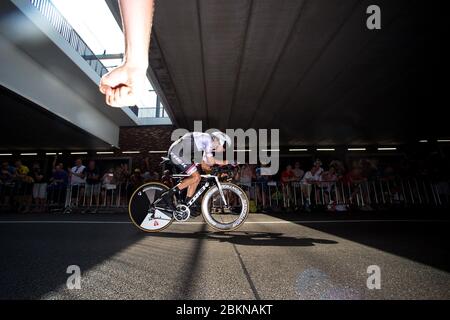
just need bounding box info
[119,125,175,170]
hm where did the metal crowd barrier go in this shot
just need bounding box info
[236,178,450,212]
[0,181,133,214]
[0,177,448,214]
[62,183,131,214]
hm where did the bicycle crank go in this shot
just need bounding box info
[173,204,191,222]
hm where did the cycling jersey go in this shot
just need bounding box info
[168,132,214,175]
[191,132,214,158]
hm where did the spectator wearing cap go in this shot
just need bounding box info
[102,168,116,190]
[101,168,117,206]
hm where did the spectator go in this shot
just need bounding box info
[321,165,338,184]
[1,161,15,183]
[69,158,86,204]
[31,163,47,213]
[292,162,305,181]
[102,168,116,188]
[85,160,101,206]
[142,169,159,183]
[281,165,297,209]
[231,165,240,183]
[48,163,68,204]
[13,160,33,213]
[320,165,338,206]
[330,160,346,178]
[14,160,30,179]
[149,171,160,181]
[130,168,144,191]
[343,164,365,185]
[114,163,129,184]
[1,161,16,207]
[300,164,322,211]
[115,163,130,204]
[313,159,324,176]
[255,163,271,210]
[102,168,117,205]
[382,165,396,181]
[343,164,372,210]
[70,158,86,186]
[142,171,151,182]
[239,164,255,199]
[281,165,296,184]
[141,157,152,182]
[360,159,378,181]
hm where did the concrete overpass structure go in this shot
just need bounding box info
[0,0,170,151]
[0,0,448,152]
[108,0,448,147]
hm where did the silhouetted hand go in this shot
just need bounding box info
[99,64,147,108]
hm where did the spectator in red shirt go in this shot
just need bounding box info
[343,164,372,210]
[281,165,296,184]
[281,165,296,208]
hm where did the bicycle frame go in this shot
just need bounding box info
[171,173,228,207]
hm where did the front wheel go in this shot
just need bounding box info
[201,183,249,231]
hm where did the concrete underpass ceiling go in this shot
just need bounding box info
[107,0,449,146]
[0,86,113,151]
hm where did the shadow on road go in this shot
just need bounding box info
[147,230,338,247]
[0,223,145,300]
[264,212,450,273]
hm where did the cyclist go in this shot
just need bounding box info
[158,131,233,211]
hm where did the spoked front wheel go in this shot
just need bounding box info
[201,183,249,231]
[128,182,174,232]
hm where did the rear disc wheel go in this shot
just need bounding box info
[128,182,174,232]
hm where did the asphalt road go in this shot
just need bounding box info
[0,212,449,300]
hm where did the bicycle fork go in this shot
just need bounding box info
[214,177,228,207]
[185,177,228,208]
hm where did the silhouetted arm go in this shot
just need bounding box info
[99,0,155,108]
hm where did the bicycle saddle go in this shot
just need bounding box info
[160,157,170,165]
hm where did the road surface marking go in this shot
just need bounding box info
[0,219,446,225]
